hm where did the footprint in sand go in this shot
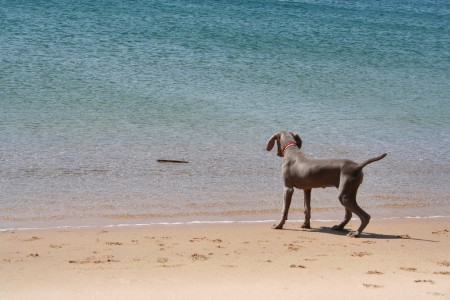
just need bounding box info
[105,242,122,246]
[414,279,434,284]
[68,255,119,264]
[189,237,207,243]
[191,253,208,261]
[3,258,23,263]
[23,236,41,242]
[362,241,376,244]
[157,257,169,264]
[367,270,383,275]
[437,261,450,267]
[363,283,383,288]
[304,258,317,262]
[431,229,449,235]
[290,264,306,269]
[399,234,411,239]
[286,243,301,251]
[351,251,372,257]
[433,271,450,275]
[400,267,417,272]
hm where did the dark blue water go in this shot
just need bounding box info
[1,0,449,229]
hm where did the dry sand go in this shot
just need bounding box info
[1,218,449,299]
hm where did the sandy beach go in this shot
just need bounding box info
[1,218,449,299]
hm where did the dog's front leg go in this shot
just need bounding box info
[273,185,294,229]
[302,189,312,229]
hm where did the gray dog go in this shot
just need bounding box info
[266,131,387,237]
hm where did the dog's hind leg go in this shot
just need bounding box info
[346,201,371,237]
[337,191,370,237]
[332,207,352,232]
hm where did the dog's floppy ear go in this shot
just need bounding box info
[266,133,279,151]
[291,132,302,149]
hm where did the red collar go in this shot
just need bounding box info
[281,141,297,156]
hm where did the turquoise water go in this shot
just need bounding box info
[1,0,449,229]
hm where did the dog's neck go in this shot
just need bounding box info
[281,141,297,156]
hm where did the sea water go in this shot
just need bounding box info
[1,0,449,230]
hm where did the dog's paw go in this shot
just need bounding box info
[272,224,284,230]
[347,231,360,238]
[331,225,344,231]
[301,223,311,229]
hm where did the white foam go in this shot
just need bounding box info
[1,215,449,232]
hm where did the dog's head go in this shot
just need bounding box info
[266,131,302,157]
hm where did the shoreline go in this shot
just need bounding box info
[2,214,450,232]
[1,218,449,299]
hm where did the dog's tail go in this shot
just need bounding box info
[358,153,387,170]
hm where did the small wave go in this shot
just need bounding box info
[1,215,449,232]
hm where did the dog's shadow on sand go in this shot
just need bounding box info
[313,226,402,239]
[284,226,438,242]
